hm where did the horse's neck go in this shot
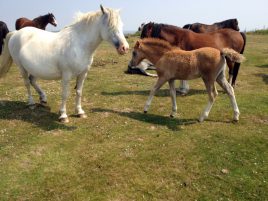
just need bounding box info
[61,20,103,55]
[159,27,185,47]
[34,17,48,29]
[142,44,171,64]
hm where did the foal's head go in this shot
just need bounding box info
[129,40,146,66]
[99,5,129,54]
[47,13,57,27]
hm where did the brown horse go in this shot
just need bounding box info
[129,38,245,122]
[183,18,240,33]
[0,21,9,54]
[15,13,57,30]
[141,22,246,89]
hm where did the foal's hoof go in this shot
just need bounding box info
[59,117,69,123]
[144,111,148,114]
[77,113,87,118]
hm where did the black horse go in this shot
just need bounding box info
[0,21,9,54]
[183,18,240,33]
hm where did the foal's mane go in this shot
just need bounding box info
[71,8,121,30]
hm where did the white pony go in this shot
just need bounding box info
[0,5,129,123]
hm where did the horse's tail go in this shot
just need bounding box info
[231,32,247,85]
[0,32,14,78]
[221,48,245,63]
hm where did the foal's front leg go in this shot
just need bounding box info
[144,77,166,113]
[169,80,177,118]
[59,76,71,123]
[75,72,88,118]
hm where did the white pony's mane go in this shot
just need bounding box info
[71,8,121,31]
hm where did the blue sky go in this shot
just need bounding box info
[0,0,267,32]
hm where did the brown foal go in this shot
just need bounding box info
[129,38,245,122]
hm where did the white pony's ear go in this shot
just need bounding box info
[100,5,106,14]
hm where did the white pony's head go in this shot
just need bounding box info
[99,5,129,55]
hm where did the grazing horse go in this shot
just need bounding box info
[141,22,246,93]
[15,13,57,30]
[129,38,245,122]
[0,5,129,123]
[0,21,9,54]
[183,18,240,33]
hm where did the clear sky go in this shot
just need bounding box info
[0,0,267,32]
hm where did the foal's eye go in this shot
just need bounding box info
[132,51,137,57]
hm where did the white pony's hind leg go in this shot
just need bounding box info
[19,66,35,109]
[177,80,189,95]
[75,72,88,118]
[59,74,71,123]
[29,75,47,105]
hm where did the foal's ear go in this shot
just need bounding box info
[100,5,106,14]
[135,40,142,49]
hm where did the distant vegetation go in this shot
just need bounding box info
[246,28,268,35]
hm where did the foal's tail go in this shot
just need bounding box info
[0,32,14,78]
[221,48,246,63]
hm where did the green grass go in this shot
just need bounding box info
[0,34,267,201]
[247,29,268,35]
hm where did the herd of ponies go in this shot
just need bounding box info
[0,5,246,123]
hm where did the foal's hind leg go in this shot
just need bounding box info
[19,67,35,109]
[75,71,88,118]
[216,71,240,121]
[144,77,167,113]
[29,75,47,106]
[199,80,217,122]
[168,79,177,118]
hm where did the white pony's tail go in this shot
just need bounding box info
[221,48,246,63]
[0,32,15,78]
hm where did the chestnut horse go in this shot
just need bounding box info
[141,22,246,91]
[0,21,9,54]
[15,13,57,30]
[129,38,245,122]
[183,18,240,33]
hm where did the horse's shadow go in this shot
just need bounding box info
[91,108,198,131]
[101,88,208,97]
[255,73,268,84]
[256,64,268,68]
[0,100,76,131]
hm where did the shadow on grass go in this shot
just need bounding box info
[91,108,198,131]
[255,73,268,84]
[256,64,268,68]
[102,88,208,97]
[0,100,76,131]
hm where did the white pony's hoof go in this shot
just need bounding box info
[198,117,205,122]
[59,117,69,123]
[27,104,36,110]
[77,113,87,118]
[170,112,177,118]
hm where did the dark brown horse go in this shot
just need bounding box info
[15,13,57,30]
[183,18,240,33]
[141,22,246,87]
[0,21,9,54]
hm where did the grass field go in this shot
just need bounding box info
[0,34,267,201]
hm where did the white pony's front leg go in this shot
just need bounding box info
[75,71,88,118]
[177,80,190,95]
[59,75,71,123]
